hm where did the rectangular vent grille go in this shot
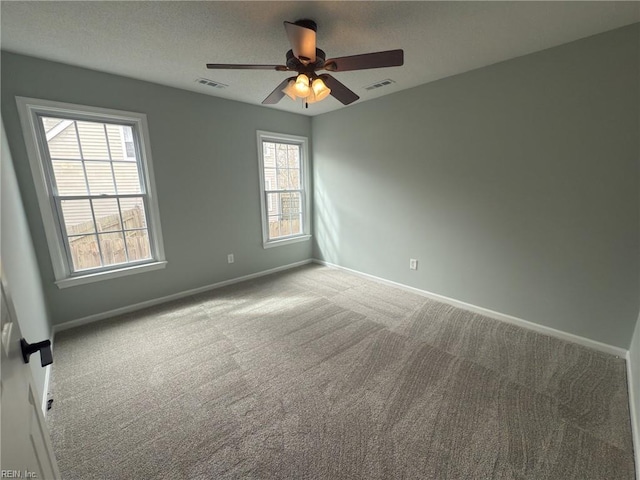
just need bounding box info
[364,79,395,91]
[195,78,228,89]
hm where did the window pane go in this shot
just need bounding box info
[268,215,280,239]
[105,124,137,162]
[276,144,288,168]
[265,191,302,238]
[121,126,136,161]
[61,200,95,235]
[277,169,289,190]
[266,193,279,216]
[291,213,302,235]
[265,192,302,240]
[42,117,81,160]
[264,168,277,191]
[119,197,147,229]
[268,214,294,239]
[105,124,125,160]
[76,121,109,160]
[68,234,101,271]
[41,117,59,131]
[125,229,152,262]
[99,232,127,266]
[93,198,122,232]
[263,142,276,167]
[275,168,301,190]
[287,168,301,189]
[287,145,300,168]
[113,163,142,193]
[52,160,87,195]
[125,141,135,158]
[279,215,292,236]
[85,162,116,195]
[281,192,301,215]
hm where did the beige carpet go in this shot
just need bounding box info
[47,264,636,479]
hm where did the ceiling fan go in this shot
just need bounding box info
[206,19,404,107]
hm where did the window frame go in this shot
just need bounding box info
[16,97,167,288]
[256,131,311,248]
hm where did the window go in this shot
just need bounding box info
[16,97,166,288]
[257,131,310,248]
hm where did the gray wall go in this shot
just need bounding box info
[1,119,51,401]
[1,52,312,325]
[312,24,639,348]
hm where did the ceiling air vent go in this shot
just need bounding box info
[195,78,228,89]
[364,79,395,91]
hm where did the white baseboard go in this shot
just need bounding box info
[627,350,640,480]
[313,259,628,358]
[52,259,313,335]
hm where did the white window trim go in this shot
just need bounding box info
[16,96,167,288]
[256,131,311,248]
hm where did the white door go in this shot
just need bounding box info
[1,275,60,479]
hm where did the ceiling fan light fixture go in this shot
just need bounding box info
[294,74,311,98]
[282,79,298,100]
[306,89,318,104]
[311,78,331,101]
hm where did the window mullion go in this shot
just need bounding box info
[57,193,146,201]
[44,157,138,164]
[265,189,302,194]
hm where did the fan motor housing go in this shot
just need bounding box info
[294,19,317,32]
[286,48,326,73]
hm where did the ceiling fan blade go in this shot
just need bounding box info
[207,63,289,71]
[320,74,359,105]
[262,77,296,105]
[323,49,404,72]
[284,21,316,64]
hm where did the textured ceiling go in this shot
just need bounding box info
[1,1,639,116]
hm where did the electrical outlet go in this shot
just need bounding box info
[227,254,234,264]
[409,259,418,270]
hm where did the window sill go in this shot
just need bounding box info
[55,261,167,289]
[263,234,311,249]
